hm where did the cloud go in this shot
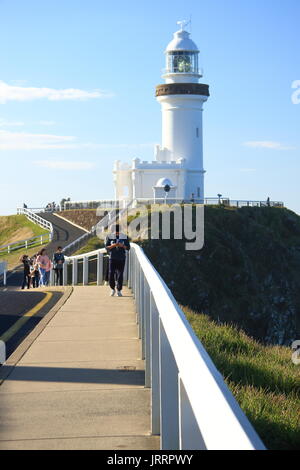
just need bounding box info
[82,142,156,150]
[0,80,113,103]
[0,129,155,151]
[243,141,296,150]
[0,118,24,127]
[33,160,95,170]
[0,129,77,149]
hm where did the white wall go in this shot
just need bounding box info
[157,94,207,171]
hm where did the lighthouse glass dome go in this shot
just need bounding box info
[166,51,198,74]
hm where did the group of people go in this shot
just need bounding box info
[20,247,65,289]
[19,225,130,295]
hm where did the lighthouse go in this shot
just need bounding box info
[155,21,209,200]
[113,22,209,203]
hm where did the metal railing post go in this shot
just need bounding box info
[150,291,160,435]
[144,282,151,388]
[97,252,103,285]
[128,250,132,288]
[50,268,55,286]
[160,321,180,450]
[141,280,149,360]
[138,267,144,339]
[83,257,88,285]
[123,253,128,284]
[3,265,7,286]
[178,376,206,450]
[63,261,68,286]
[72,258,78,285]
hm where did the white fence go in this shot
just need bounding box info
[55,248,108,286]
[0,261,7,286]
[135,198,284,208]
[58,244,265,450]
[62,198,284,210]
[63,199,129,210]
[0,233,52,255]
[17,208,54,235]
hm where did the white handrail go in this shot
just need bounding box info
[53,247,108,287]
[17,208,53,236]
[0,233,51,255]
[128,243,265,450]
[57,242,265,450]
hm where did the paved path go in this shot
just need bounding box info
[38,212,86,256]
[0,286,159,450]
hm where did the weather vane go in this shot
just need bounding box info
[177,19,191,32]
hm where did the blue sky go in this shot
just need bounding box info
[0,0,299,215]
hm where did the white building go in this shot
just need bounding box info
[113,21,209,204]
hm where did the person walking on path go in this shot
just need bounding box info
[53,246,65,286]
[105,224,130,297]
[37,248,52,286]
[20,254,31,290]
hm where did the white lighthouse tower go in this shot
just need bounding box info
[155,21,209,200]
[113,22,209,203]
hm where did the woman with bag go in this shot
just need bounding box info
[36,248,52,286]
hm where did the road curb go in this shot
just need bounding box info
[0,286,73,385]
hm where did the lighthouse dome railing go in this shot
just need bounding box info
[59,243,265,450]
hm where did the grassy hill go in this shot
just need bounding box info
[0,215,48,268]
[185,308,300,450]
[0,215,47,246]
[140,205,300,346]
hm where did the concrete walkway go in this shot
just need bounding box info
[0,286,159,450]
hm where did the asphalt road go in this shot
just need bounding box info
[0,289,63,359]
[0,212,85,360]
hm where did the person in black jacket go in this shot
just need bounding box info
[20,254,31,289]
[53,246,65,286]
[105,225,130,297]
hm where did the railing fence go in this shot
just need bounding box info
[0,233,52,255]
[17,208,54,236]
[0,261,7,286]
[128,243,265,450]
[57,244,265,450]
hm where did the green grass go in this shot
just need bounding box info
[0,215,47,246]
[184,307,300,450]
[0,214,48,269]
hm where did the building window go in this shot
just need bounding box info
[197,187,201,198]
[196,127,199,138]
